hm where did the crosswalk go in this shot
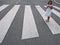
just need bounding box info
[0,5,20,43]
[0,4,60,43]
[36,5,60,34]
[52,9,60,18]
[53,6,60,11]
[21,5,39,40]
[0,5,9,12]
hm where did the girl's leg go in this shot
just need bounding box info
[48,16,50,22]
[46,16,50,22]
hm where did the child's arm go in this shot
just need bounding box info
[47,5,53,9]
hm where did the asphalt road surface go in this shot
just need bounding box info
[0,0,60,45]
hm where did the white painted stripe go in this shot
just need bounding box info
[21,5,39,40]
[52,9,60,18]
[35,5,60,34]
[0,5,20,43]
[44,5,47,8]
[53,6,60,10]
[0,5,9,12]
[54,0,60,4]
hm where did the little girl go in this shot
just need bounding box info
[45,0,53,22]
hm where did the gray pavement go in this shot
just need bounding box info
[0,0,60,45]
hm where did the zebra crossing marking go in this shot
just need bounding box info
[53,6,60,11]
[0,5,9,12]
[44,5,47,8]
[21,5,39,40]
[52,9,60,18]
[0,5,20,43]
[36,5,60,34]
[0,4,60,42]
